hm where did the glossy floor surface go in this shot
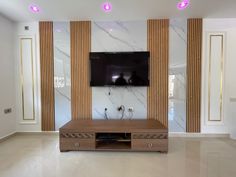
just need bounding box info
[0,134,236,177]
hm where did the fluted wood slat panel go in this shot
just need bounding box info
[186,19,202,132]
[147,19,169,127]
[71,21,92,120]
[39,22,55,131]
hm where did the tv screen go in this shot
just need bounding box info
[90,51,150,86]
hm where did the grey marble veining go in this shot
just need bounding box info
[53,22,71,130]
[92,21,147,52]
[51,20,188,126]
[169,19,187,132]
[92,21,147,119]
[170,18,187,68]
[170,19,187,44]
[92,87,147,119]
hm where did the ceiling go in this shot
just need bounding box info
[1,0,236,22]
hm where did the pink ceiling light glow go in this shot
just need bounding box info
[101,2,112,12]
[29,4,40,13]
[177,0,190,10]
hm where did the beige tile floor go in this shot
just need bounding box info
[0,134,236,177]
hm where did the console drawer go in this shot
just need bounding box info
[60,138,95,151]
[132,139,168,152]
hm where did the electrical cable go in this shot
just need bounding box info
[104,108,109,120]
[119,105,125,120]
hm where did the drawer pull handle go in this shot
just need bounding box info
[74,143,80,147]
[148,143,153,148]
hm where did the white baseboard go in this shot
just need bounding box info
[169,132,230,138]
[0,132,17,143]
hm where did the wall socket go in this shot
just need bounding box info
[24,26,29,30]
[4,108,12,114]
[128,107,134,112]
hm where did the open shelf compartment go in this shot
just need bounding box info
[95,133,131,150]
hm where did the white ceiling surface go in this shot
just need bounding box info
[1,0,236,22]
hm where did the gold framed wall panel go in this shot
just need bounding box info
[70,21,92,120]
[208,34,224,122]
[186,19,202,133]
[20,38,35,121]
[39,21,55,131]
[147,19,169,127]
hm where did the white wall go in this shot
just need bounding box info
[0,15,16,138]
[14,22,41,132]
[202,19,236,138]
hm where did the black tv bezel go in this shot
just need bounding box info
[89,51,150,87]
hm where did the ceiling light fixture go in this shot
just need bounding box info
[177,0,190,10]
[29,4,40,13]
[101,2,112,13]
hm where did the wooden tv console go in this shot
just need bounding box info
[59,120,168,152]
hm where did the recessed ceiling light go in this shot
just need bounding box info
[177,0,190,10]
[29,4,40,13]
[101,2,112,13]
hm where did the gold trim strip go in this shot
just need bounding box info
[208,34,224,122]
[20,38,35,121]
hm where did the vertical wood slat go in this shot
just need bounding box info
[39,22,55,131]
[70,21,92,120]
[147,19,169,127]
[186,19,202,132]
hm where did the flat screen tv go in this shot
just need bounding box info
[90,51,150,86]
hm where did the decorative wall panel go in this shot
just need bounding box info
[207,34,224,122]
[53,22,71,130]
[186,19,202,132]
[71,21,92,120]
[20,38,35,121]
[169,18,187,132]
[39,22,55,131]
[91,21,147,119]
[147,19,169,127]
